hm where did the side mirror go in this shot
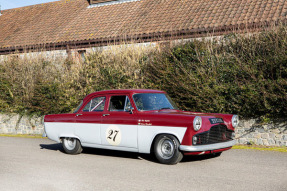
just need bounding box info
[126,106,134,114]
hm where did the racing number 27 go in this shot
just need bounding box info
[107,130,119,142]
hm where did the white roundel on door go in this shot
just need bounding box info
[106,125,122,146]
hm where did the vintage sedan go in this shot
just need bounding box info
[44,89,238,164]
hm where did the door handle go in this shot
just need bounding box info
[103,114,110,117]
[76,114,83,117]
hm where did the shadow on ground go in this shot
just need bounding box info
[40,143,64,152]
[181,154,221,163]
[39,143,220,164]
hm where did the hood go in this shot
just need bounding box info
[154,110,224,118]
[148,109,234,130]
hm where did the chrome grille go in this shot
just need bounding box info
[194,125,233,145]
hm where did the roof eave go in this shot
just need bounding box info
[0,21,282,55]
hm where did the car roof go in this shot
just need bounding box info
[85,89,166,99]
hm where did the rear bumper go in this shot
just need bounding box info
[42,125,47,137]
[179,139,236,152]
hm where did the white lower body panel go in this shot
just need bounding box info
[44,122,79,143]
[138,125,187,153]
[44,122,187,154]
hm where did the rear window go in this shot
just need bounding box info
[83,97,106,112]
[73,101,83,113]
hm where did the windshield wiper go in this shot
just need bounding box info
[159,107,171,111]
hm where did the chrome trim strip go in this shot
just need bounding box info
[179,140,236,152]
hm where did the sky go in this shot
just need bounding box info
[0,0,59,10]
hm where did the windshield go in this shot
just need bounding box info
[133,93,178,111]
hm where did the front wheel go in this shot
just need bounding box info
[62,137,83,155]
[154,134,183,165]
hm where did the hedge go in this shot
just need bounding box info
[0,27,286,119]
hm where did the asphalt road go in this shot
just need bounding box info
[0,137,286,191]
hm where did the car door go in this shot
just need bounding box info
[74,96,106,145]
[101,95,138,149]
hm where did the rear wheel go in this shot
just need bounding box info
[62,137,83,155]
[154,134,183,165]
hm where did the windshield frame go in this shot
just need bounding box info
[132,93,179,111]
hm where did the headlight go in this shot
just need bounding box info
[232,115,239,128]
[193,116,202,131]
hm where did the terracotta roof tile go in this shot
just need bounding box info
[1,0,287,51]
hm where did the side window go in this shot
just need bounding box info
[83,97,105,112]
[109,96,131,112]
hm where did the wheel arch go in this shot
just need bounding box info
[59,135,82,143]
[138,126,187,154]
[150,133,181,154]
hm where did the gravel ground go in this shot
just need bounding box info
[0,137,286,191]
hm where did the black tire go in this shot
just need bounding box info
[62,137,83,155]
[154,134,183,165]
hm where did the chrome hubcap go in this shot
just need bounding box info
[64,138,76,150]
[158,138,175,159]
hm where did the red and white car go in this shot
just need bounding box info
[44,89,239,164]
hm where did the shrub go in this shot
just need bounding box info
[0,27,286,119]
[0,45,150,115]
[144,29,287,118]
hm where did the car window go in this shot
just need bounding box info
[109,96,131,112]
[125,97,132,110]
[73,101,83,113]
[133,93,178,111]
[83,97,106,112]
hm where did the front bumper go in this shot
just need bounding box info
[179,139,236,152]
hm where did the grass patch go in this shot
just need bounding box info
[0,134,46,139]
[233,145,287,153]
